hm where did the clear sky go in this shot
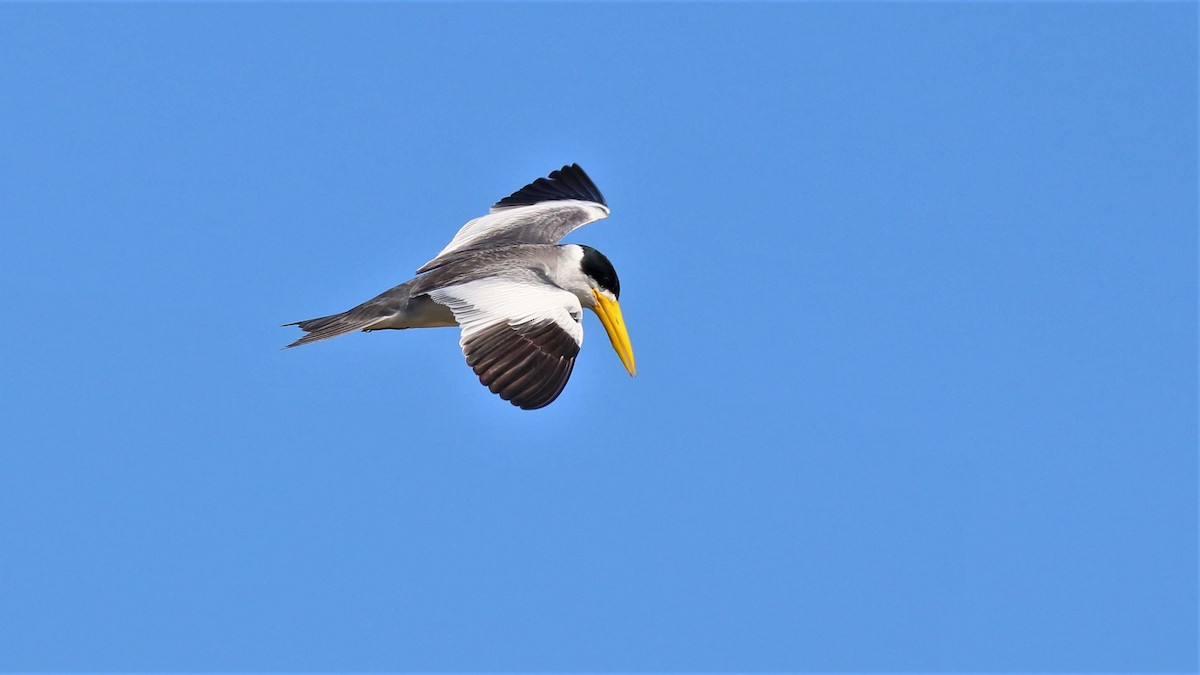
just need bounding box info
[1,3,1196,672]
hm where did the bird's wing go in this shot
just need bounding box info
[426,275,584,410]
[417,164,609,273]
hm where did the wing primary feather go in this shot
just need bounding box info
[518,358,574,409]
[460,320,580,409]
[486,353,544,394]
[478,342,538,383]
[513,358,564,408]
[466,327,514,363]
[428,278,584,409]
[492,164,607,210]
[491,356,551,397]
[418,166,611,273]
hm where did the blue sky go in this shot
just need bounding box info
[1,3,1196,672]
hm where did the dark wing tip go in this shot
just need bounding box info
[463,321,581,410]
[492,163,607,210]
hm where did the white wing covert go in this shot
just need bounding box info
[417,164,609,273]
[426,275,585,410]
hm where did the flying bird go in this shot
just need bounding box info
[284,164,635,410]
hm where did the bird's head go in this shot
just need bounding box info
[578,245,636,377]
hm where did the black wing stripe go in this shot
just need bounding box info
[546,359,577,405]
[518,359,563,405]
[473,332,529,370]
[472,321,560,368]
[480,342,539,385]
[492,163,607,210]
[492,356,552,398]
[557,167,587,198]
[504,355,571,410]
[525,358,576,409]
[461,320,581,410]
[520,322,570,352]
[501,359,562,410]
[488,351,547,393]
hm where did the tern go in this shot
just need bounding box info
[284,164,635,410]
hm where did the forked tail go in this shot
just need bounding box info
[283,282,412,348]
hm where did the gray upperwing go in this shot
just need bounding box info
[417,164,610,273]
[416,201,608,273]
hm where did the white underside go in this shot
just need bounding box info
[369,295,458,329]
[426,276,585,352]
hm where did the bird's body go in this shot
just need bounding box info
[285,164,634,410]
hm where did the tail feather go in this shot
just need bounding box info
[283,312,383,348]
[284,282,412,348]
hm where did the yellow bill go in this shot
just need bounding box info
[592,290,636,376]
